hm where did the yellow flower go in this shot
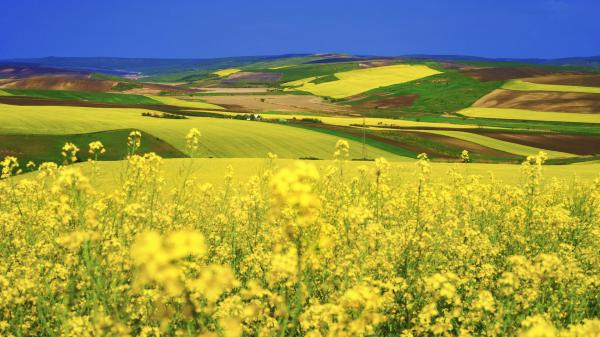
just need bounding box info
[61,142,80,164]
[185,128,202,155]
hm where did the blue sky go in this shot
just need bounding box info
[1,0,599,59]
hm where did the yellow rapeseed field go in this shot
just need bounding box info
[287,64,442,98]
[0,133,599,337]
[459,107,600,124]
[503,80,600,94]
[213,68,242,77]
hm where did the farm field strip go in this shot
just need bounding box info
[0,103,405,160]
[473,89,600,114]
[146,95,224,110]
[0,90,12,96]
[281,76,319,87]
[502,79,600,94]
[18,158,600,192]
[247,112,492,129]
[404,129,575,158]
[2,88,162,105]
[286,64,442,98]
[459,107,600,124]
[212,68,241,77]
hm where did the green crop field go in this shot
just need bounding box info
[0,103,407,160]
[503,79,600,93]
[2,88,162,105]
[261,62,362,82]
[458,107,600,124]
[344,70,504,114]
[0,129,185,166]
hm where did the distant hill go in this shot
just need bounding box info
[0,55,310,75]
[401,54,600,69]
[1,54,599,77]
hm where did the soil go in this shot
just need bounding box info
[474,89,600,113]
[353,94,419,109]
[221,72,282,84]
[0,75,116,91]
[521,74,600,87]
[459,67,561,82]
[477,132,600,155]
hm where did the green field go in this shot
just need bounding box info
[0,103,407,160]
[260,62,362,82]
[503,79,600,93]
[0,129,185,165]
[2,88,162,105]
[458,107,600,124]
[345,70,504,114]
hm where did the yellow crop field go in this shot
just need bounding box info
[2,144,599,336]
[408,129,575,158]
[213,68,241,77]
[146,95,224,110]
[503,79,600,94]
[459,107,600,124]
[30,157,600,192]
[0,103,404,159]
[289,64,442,98]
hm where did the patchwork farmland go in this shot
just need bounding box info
[1,54,600,166]
[1,52,600,337]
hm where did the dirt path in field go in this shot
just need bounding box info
[474,89,600,113]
